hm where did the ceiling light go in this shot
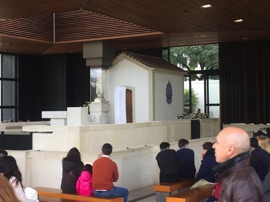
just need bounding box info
[201,4,212,8]
[234,19,243,23]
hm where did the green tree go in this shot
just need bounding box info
[184,88,199,113]
[169,44,218,80]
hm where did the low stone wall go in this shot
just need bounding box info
[23,118,220,153]
[8,136,216,191]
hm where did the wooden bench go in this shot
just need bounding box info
[39,196,88,202]
[35,187,123,202]
[166,185,214,202]
[153,179,195,202]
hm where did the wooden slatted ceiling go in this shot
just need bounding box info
[55,10,161,42]
[0,14,53,42]
[0,0,270,54]
[84,0,270,32]
[0,0,83,19]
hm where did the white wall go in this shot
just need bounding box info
[109,59,150,123]
[154,72,184,121]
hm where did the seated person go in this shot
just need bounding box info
[61,147,84,193]
[92,143,129,202]
[176,139,196,179]
[257,136,270,154]
[250,137,270,181]
[0,156,39,202]
[76,164,93,196]
[190,142,218,189]
[156,142,180,183]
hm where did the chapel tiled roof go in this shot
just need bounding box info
[120,51,187,74]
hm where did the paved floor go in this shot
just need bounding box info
[128,185,155,202]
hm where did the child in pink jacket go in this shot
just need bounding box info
[76,164,93,196]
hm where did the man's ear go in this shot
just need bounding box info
[227,145,235,156]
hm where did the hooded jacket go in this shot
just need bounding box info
[60,159,84,193]
[76,170,93,196]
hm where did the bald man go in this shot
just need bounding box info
[212,127,264,202]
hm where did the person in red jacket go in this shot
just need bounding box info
[92,143,128,202]
[76,164,93,196]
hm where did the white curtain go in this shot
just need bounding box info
[114,87,126,124]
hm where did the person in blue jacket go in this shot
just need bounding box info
[176,139,196,179]
[190,142,218,189]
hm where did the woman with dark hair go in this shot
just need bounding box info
[60,147,84,193]
[0,156,38,202]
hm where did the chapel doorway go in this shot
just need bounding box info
[126,89,133,123]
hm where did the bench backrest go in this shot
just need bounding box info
[166,185,214,202]
[153,179,195,192]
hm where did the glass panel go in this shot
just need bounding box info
[0,54,1,77]
[209,106,220,118]
[184,76,190,113]
[0,80,1,106]
[191,74,204,113]
[209,75,220,103]
[2,81,15,106]
[90,68,98,102]
[2,108,15,122]
[2,55,16,78]
[162,49,169,61]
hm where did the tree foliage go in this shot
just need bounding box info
[169,44,218,80]
[184,88,198,113]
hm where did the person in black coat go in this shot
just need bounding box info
[176,139,196,179]
[60,147,84,193]
[156,142,180,183]
[250,137,270,181]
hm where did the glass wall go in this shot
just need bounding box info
[164,44,220,118]
[0,54,18,122]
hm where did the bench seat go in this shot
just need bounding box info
[39,196,88,202]
[153,179,195,202]
[166,185,214,202]
[35,187,123,202]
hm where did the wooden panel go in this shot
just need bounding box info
[55,10,159,42]
[166,185,214,202]
[126,89,132,123]
[153,179,195,193]
[1,0,270,54]
[40,196,88,202]
[35,187,123,202]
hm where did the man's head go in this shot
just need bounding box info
[250,137,259,149]
[202,142,213,150]
[213,127,250,163]
[159,142,170,150]
[102,143,113,155]
[0,149,8,158]
[178,139,189,148]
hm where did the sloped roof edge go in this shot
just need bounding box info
[113,51,188,75]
